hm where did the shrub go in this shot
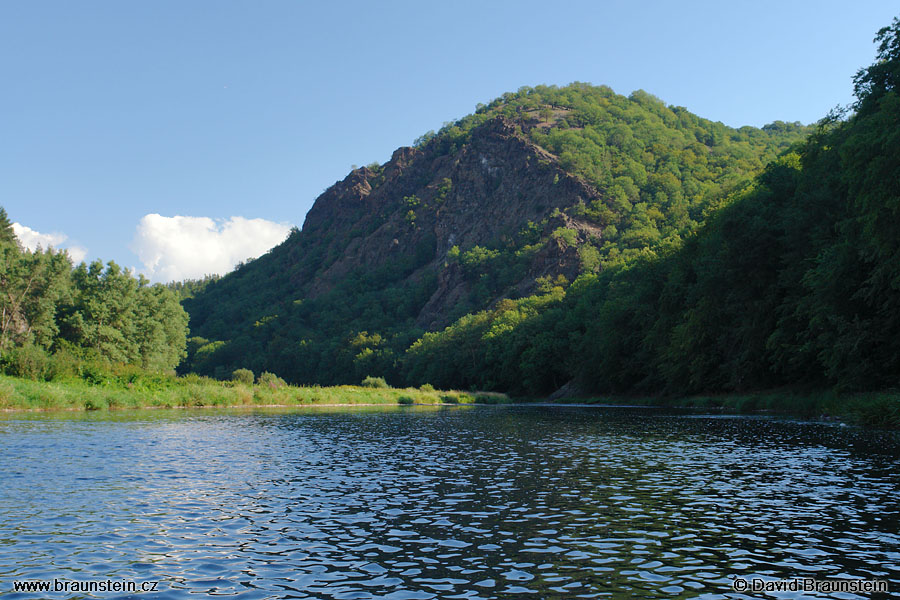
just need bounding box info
[474,391,509,404]
[47,349,82,381]
[419,383,435,392]
[456,393,475,404]
[4,345,51,380]
[79,362,109,386]
[397,396,415,405]
[84,397,105,411]
[232,368,255,385]
[361,376,389,388]
[257,371,286,389]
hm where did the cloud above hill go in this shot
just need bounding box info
[131,214,293,283]
[12,222,88,263]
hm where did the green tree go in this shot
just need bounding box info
[0,207,18,247]
[0,245,71,361]
[61,260,188,370]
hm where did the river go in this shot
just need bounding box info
[1,406,898,598]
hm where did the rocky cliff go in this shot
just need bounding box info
[294,116,604,328]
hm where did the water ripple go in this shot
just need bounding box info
[0,407,898,598]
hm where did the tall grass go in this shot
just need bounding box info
[0,372,509,412]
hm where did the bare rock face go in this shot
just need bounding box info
[291,116,605,328]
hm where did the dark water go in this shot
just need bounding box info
[1,406,898,599]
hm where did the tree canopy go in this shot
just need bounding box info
[0,216,189,378]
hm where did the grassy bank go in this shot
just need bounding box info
[556,389,900,429]
[4,366,896,430]
[0,373,509,412]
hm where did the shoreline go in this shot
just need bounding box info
[0,374,510,413]
[2,374,897,429]
[0,401,490,413]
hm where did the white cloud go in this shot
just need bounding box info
[12,223,66,249]
[12,223,88,264]
[64,245,88,264]
[131,214,293,283]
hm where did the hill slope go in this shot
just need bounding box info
[181,83,810,385]
[403,18,900,397]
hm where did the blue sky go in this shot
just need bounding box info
[2,1,897,281]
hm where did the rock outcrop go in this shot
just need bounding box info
[290,116,605,327]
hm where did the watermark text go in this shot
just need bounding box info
[12,578,160,594]
[732,577,888,595]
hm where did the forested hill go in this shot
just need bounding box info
[181,83,810,384]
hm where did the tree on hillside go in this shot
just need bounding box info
[0,207,17,248]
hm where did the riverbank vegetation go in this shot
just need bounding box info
[0,366,508,412]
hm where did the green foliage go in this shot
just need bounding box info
[0,210,189,383]
[257,371,286,389]
[78,361,108,386]
[166,274,221,300]
[844,393,900,428]
[232,368,254,385]
[2,344,51,380]
[460,246,500,273]
[551,227,577,246]
[853,17,900,114]
[426,82,811,268]
[0,243,72,356]
[361,375,389,388]
[577,244,601,273]
[436,178,452,203]
[61,260,188,370]
[0,372,484,412]
[403,288,568,393]
[45,347,83,381]
[0,207,17,247]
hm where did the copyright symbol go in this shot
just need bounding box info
[733,577,748,592]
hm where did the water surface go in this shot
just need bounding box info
[1,406,898,598]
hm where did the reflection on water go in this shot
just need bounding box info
[0,406,898,599]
